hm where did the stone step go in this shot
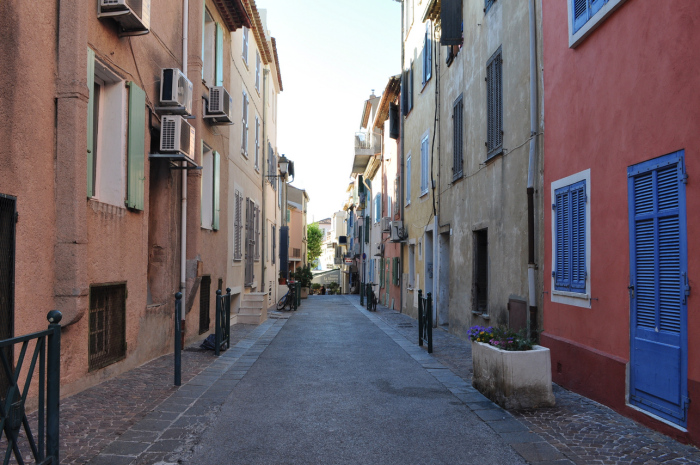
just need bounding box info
[242,294,265,303]
[237,311,267,325]
[238,307,263,316]
[240,301,264,310]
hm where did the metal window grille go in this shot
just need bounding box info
[234,190,243,261]
[453,95,464,180]
[486,47,503,158]
[0,194,16,394]
[88,283,126,371]
[199,276,211,334]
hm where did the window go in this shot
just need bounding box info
[267,142,277,186]
[87,50,145,210]
[201,145,220,230]
[255,51,261,93]
[551,170,590,305]
[473,229,488,314]
[245,198,255,285]
[271,224,276,264]
[485,0,496,13]
[420,132,429,196]
[408,244,415,288]
[568,0,625,47]
[88,284,126,371]
[233,189,243,261]
[202,12,223,87]
[241,91,249,156]
[406,153,412,205]
[422,22,432,86]
[393,257,400,286]
[453,95,464,180]
[255,115,260,171]
[486,47,503,159]
[242,26,249,65]
[374,194,381,223]
[402,61,414,115]
[254,202,261,261]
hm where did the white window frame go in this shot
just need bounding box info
[255,51,261,93]
[406,152,412,206]
[420,131,430,196]
[241,90,249,157]
[254,115,260,171]
[242,26,249,66]
[550,168,592,308]
[202,9,216,85]
[568,0,627,48]
[201,144,214,229]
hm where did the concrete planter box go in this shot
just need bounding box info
[471,341,555,410]
[300,287,309,299]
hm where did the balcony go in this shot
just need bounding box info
[352,130,382,174]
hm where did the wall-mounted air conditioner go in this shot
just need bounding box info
[204,86,234,124]
[160,115,195,160]
[159,68,193,115]
[381,217,391,232]
[98,0,151,35]
[390,221,406,242]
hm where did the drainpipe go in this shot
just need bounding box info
[527,0,538,340]
[399,0,405,313]
[180,0,189,315]
[261,68,269,294]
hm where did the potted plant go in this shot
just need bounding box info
[328,281,339,295]
[467,326,555,410]
[294,265,313,299]
[311,283,322,295]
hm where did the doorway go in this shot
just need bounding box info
[438,232,450,327]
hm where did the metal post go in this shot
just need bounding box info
[215,289,222,356]
[426,292,433,353]
[174,293,182,386]
[417,290,423,346]
[46,310,62,462]
[226,288,232,349]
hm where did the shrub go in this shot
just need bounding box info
[467,326,534,351]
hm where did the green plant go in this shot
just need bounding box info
[311,283,321,290]
[307,223,324,264]
[293,265,313,288]
[467,326,534,351]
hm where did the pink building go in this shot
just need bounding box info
[542,0,700,444]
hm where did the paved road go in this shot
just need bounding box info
[177,296,526,465]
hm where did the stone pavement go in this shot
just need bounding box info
[35,295,700,464]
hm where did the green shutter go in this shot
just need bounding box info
[126,81,146,210]
[215,22,224,86]
[213,151,220,230]
[87,48,95,198]
[365,216,370,243]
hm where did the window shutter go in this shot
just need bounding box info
[126,81,146,210]
[486,47,503,158]
[401,72,408,116]
[87,48,95,198]
[453,96,464,178]
[234,190,242,260]
[380,258,384,287]
[271,225,276,264]
[554,186,571,291]
[255,52,261,91]
[255,204,260,260]
[409,62,414,111]
[241,92,248,155]
[212,151,220,230]
[365,216,370,243]
[441,0,463,46]
[389,103,399,139]
[215,22,224,86]
[572,0,589,32]
[255,116,260,170]
[570,182,586,291]
[406,156,411,204]
[425,23,432,83]
[242,27,249,64]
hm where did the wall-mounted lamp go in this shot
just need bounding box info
[266,154,289,178]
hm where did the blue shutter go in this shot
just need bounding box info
[212,151,220,230]
[87,48,95,198]
[554,180,586,293]
[572,0,590,33]
[126,81,146,210]
[590,0,606,16]
[570,181,587,291]
[554,186,571,291]
[215,23,224,86]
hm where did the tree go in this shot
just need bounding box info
[307,222,323,266]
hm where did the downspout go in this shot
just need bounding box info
[180,0,189,306]
[527,0,538,340]
[399,0,405,313]
[261,68,269,294]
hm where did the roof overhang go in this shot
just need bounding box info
[422,0,441,23]
[213,0,252,30]
[242,0,273,64]
[271,37,283,91]
[373,75,401,130]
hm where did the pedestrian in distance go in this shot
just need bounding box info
[321,285,326,295]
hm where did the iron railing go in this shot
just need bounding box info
[214,289,231,356]
[365,283,377,312]
[418,290,433,353]
[0,311,62,464]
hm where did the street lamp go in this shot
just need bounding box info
[265,154,289,179]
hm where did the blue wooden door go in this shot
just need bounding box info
[628,150,689,426]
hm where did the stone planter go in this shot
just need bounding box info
[300,287,309,299]
[471,341,555,410]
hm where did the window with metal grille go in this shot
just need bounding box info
[453,95,464,180]
[234,189,243,261]
[486,47,503,159]
[89,284,127,371]
[245,198,255,286]
[473,230,488,315]
[199,276,211,334]
[0,195,16,394]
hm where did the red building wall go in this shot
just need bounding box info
[542,0,700,444]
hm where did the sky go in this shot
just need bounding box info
[257,0,402,224]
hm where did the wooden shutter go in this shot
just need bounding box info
[126,81,146,210]
[485,0,496,13]
[255,52,261,91]
[365,216,370,243]
[441,0,463,45]
[572,0,589,32]
[212,151,220,230]
[87,48,96,198]
[380,258,384,288]
[453,95,464,179]
[242,92,248,155]
[215,23,224,86]
[255,204,260,260]
[554,185,571,291]
[389,103,399,139]
[234,190,242,260]
[554,181,586,292]
[486,47,503,158]
[271,225,276,264]
[421,136,429,193]
[406,156,411,204]
[570,182,586,291]
[409,61,414,112]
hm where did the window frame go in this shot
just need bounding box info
[550,169,591,308]
[420,131,430,197]
[422,22,432,88]
[486,46,503,160]
[452,94,464,181]
[568,0,627,48]
[405,153,412,206]
[241,90,249,157]
[242,26,249,66]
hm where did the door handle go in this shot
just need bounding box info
[628,284,635,298]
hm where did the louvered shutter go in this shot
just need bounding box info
[87,48,96,198]
[554,185,572,291]
[570,182,586,291]
[126,81,146,210]
[486,48,503,158]
[441,0,463,45]
[215,23,224,86]
[453,96,463,179]
[212,151,220,230]
[365,216,370,243]
[406,157,411,204]
[271,225,276,264]
[255,204,260,260]
[572,0,589,32]
[234,190,242,260]
[255,52,261,91]
[554,181,586,292]
[409,62,414,111]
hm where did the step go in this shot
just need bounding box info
[240,301,264,310]
[237,312,267,325]
[238,307,263,316]
[242,294,265,303]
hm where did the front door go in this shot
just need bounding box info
[628,150,689,426]
[0,194,16,396]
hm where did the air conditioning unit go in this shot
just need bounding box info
[160,115,195,160]
[390,221,406,242]
[159,68,193,115]
[381,217,391,232]
[98,0,151,35]
[204,86,234,124]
